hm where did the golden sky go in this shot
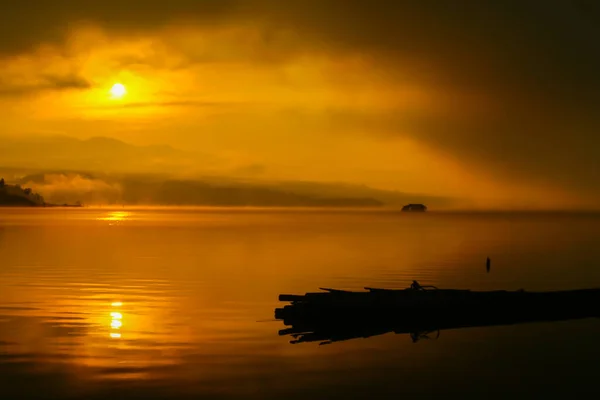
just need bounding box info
[1,1,599,209]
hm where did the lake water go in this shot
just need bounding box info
[1,208,600,399]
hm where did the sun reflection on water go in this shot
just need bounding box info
[111,319,123,329]
[110,302,123,339]
[97,212,130,225]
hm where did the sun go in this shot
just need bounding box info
[110,83,127,99]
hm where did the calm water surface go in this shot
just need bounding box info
[1,208,600,399]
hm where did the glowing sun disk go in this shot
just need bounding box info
[110,83,126,98]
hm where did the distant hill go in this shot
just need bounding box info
[0,135,214,174]
[0,135,457,208]
[145,180,383,207]
[13,173,385,207]
[264,181,455,209]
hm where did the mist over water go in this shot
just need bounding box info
[1,208,600,399]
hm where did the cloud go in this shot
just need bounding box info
[0,73,91,96]
[3,1,597,107]
[23,173,122,205]
[4,1,599,103]
[272,107,600,198]
[0,1,239,56]
[43,74,91,90]
[84,100,238,110]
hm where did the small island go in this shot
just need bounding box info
[401,203,427,212]
[0,178,81,207]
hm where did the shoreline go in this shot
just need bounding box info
[2,205,600,214]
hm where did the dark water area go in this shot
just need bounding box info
[1,208,600,399]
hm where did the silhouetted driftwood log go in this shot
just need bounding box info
[275,282,600,344]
